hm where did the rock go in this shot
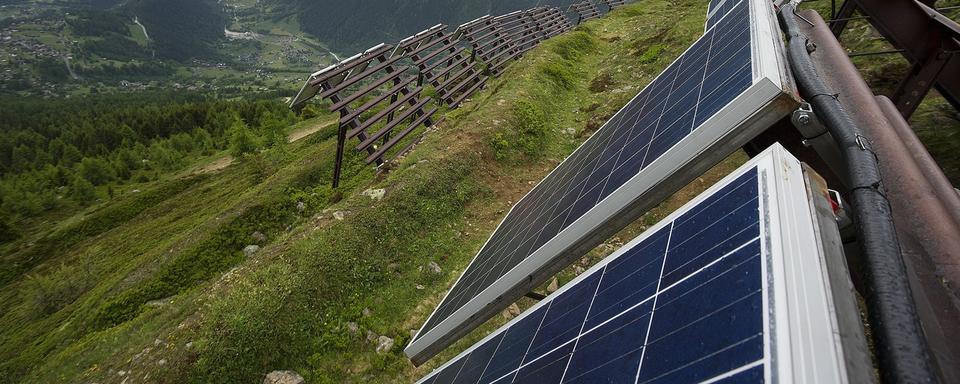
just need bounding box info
[574,266,585,276]
[416,284,425,290]
[362,307,372,317]
[501,303,522,320]
[376,335,395,354]
[252,231,267,243]
[564,127,578,136]
[426,261,442,274]
[346,322,359,334]
[366,330,379,343]
[154,338,163,346]
[547,277,559,293]
[185,341,194,349]
[243,245,261,257]
[410,329,418,338]
[333,211,346,221]
[362,188,386,201]
[157,359,166,366]
[263,370,305,384]
[296,201,306,212]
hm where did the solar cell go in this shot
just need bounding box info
[415,145,863,384]
[707,0,737,29]
[406,0,796,363]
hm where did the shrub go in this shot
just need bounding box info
[550,31,599,61]
[537,61,577,92]
[510,100,549,157]
[639,44,666,64]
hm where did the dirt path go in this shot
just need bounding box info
[287,117,338,143]
[192,156,234,175]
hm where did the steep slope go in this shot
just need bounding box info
[0,1,726,383]
[124,0,225,61]
[2,1,957,384]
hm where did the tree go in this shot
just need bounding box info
[68,175,97,205]
[229,120,259,158]
[78,157,115,185]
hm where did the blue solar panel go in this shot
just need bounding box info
[407,0,794,363]
[418,160,763,384]
[416,146,862,383]
[707,0,742,29]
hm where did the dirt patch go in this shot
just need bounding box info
[288,117,337,143]
[192,156,234,175]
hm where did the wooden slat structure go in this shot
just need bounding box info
[531,6,573,39]
[494,10,542,56]
[394,24,486,108]
[291,43,437,187]
[598,0,629,11]
[454,15,519,77]
[569,1,602,24]
[290,4,616,187]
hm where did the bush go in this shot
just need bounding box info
[537,61,577,92]
[229,121,259,158]
[0,219,18,243]
[639,44,666,64]
[506,100,550,158]
[550,31,598,61]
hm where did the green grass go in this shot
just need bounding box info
[0,1,717,383]
[5,1,957,383]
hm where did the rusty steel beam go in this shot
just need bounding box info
[828,0,960,118]
[800,10,960,382]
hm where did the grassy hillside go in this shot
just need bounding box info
[0,1,734,382]
[1,1,957,384]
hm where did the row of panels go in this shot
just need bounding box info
[290,1,632,187]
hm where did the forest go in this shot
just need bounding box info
[0,93,298,241]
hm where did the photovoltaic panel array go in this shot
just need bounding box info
[707,0,737,29]
[416,145,866,384]
[406,0,797,364]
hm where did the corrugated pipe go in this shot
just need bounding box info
[777,3,939,383]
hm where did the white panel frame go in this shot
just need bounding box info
[415,144,861,383]
[406,0,799,363]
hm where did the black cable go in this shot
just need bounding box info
[778,3,939,383]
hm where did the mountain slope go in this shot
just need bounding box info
[0,2,725,382]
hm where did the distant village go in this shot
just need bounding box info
[0,4,324,98]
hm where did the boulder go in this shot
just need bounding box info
[426,261,442,274]
[252,231,267,243]
[376,336,395,354]
[361,188,386,201]
[243,245,261,257]
[346,322,359,334]
[501,303,522,320]
[263,370,305,384]
[547,277,559,293]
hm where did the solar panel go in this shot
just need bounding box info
[406,0,796,363]
[706,0,737,29]
[416,144,866,384]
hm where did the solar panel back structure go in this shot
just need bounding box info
[406,0,798,364]
[415,144,872,384]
